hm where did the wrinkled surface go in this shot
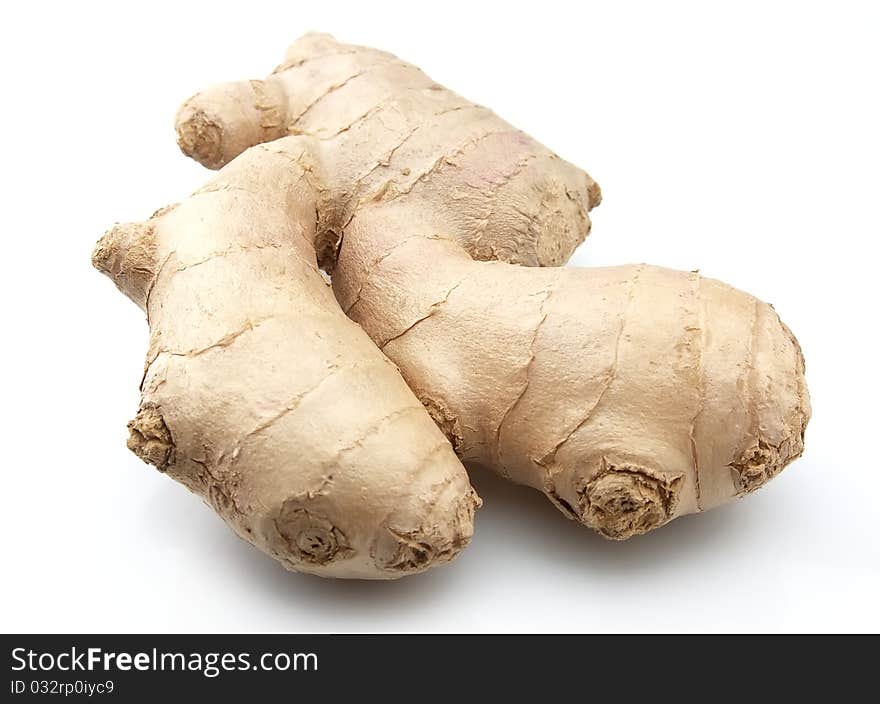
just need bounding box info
[175,33,810,538]
[93,141,478,579]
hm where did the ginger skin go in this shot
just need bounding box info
[92,141,478,578]
[176,33,810,539]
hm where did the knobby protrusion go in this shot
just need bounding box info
[275,502,354,566]
[127,406,175,471]
[92,221,157,309]
[579,465,682,539]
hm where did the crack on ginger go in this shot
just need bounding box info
[150,317,273,364]
[314,226,343,272]
[287,69,369,127]
[342,233,447,315]
[205,470,237,517]
[150,203,179,220]
[536,266,645,472]
[143,250,176,321]
[171,241,286,274]
[319,102,386,141]
[373,128,512,205]
[687,271,705,512]
[286,58,414,131]
[272,46,362,74]
[308,81,453,144]
[494,278,560,471]
[344,101,476,196]
[545,486,579,521]
[535,264,645,475]
[243,358,391,442]
[379,274,470,350]
[328,405,426,462]
[467,149,542,257]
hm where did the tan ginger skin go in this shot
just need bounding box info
[171,33,811,541]
[92,143,479,579]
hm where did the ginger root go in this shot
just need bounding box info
[175,33,810,540]
[92,140,478,578]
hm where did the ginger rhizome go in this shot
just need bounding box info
[174,33,810,540]
[92,143,479,579]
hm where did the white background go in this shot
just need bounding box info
[2,1,877,633]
